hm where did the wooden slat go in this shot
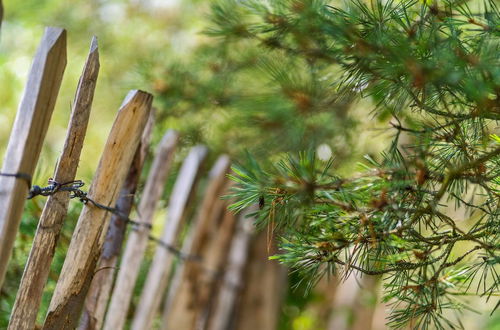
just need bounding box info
[0,27,67,287]
[130,146,208,330]
[327,275,380,330]
[193,200,237,329]
[78,110,155,330]
[231,230,287,330]
[43,90,152,330]
[208,208,255,330]
[102,130,179,330]
[0,0,3,31]
[161,155,231,329]
[8,36,99,330]
[161,193,230,329]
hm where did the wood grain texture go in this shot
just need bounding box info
[208,208,255,330]
[0,0,3,31]
[232,230,287,330]
[102,130,179,330]
[131,145,208,330]
[0,27,67,287]
[78,110,155,330]
[8,36,99,330]
[196,204,238,329]
[327,275,380,330]
[43,90,152,330]
[162,155,232,330]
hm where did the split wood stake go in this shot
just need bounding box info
[195,201,238,329]
[0,27,67,287]
[161,157,231,327]
[102,130,179,330]
[8,36,99,330]
[0,0,3,31]
[43,90,152,330]
[208,207,256,330]
[327,275,380,330]
[232,230,287,330]
[161,155,232,330]
[130,145,208,330]
[78,109,155,330]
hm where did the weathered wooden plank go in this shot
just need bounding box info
[130,145,208,330]
[208,207,255,330]
[191,198,237,329]
[231,230,287,330]
[43,90,152,330]
[8,36,99,330]
[0,27,67,287]
[78,110,155,330]
[0,0,3,32]
[161,155,231,329]
[102,130,179,330]
[327,275,380,330]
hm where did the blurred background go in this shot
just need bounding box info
[0,0,497,329]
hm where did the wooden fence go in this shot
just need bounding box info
[0,27,285,330]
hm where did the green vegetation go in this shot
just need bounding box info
[223,0,500,329]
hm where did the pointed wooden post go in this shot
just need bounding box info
[78,110,155,330]
[0,27,66,287]
[8,36,99,330]
[208,208,255,330]
[101,130,180,330]
[43,90,152,330]
[161,155,231,329]
[0,0,3,31]
[130,146,207,330]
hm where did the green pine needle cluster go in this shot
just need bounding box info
[223,0,500,328]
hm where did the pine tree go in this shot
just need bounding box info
[216,0,500,328]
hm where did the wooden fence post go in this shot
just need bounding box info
[78,110,155,330]
[0,0,3,31]
[161,155,231,329]
[43,90,152,330]
[208,207,255,330]
[8,36,99,330]
[231,230,287,330]
[130,145,208,330]
[0,27,66,287]
[327,275,380,330]
[193,200,237,329]
[102,130,180,330]
[160,158,232,317]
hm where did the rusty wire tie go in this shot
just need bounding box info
[26,178,152,230]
